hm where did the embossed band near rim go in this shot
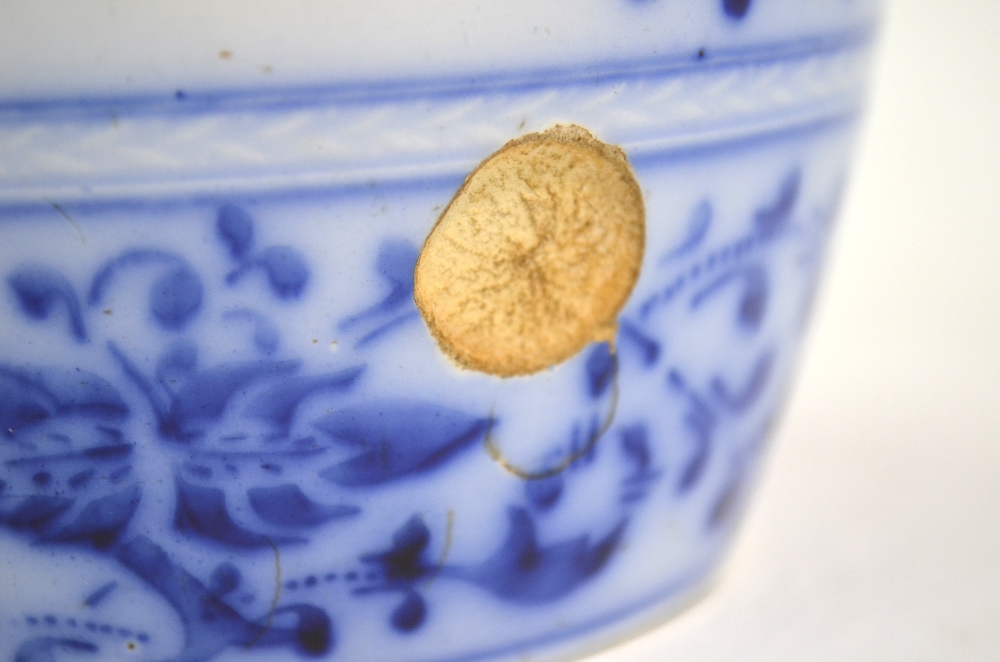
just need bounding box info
[0,31,873,207]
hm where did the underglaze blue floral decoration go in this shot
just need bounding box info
[0,0,876,660]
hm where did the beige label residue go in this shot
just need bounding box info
[414,124,645,377]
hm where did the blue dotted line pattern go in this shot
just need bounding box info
[283,569,381,592]
[22,614,150,643]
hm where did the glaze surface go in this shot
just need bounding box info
[0,2,878,660]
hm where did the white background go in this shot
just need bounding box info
[589,1,1000,660]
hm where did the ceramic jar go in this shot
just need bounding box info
[0,1,879,660]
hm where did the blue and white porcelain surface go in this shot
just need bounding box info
[0,1,879,661]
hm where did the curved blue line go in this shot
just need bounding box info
[413,558,720,662]
[0,28,873,119]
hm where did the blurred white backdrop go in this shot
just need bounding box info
[589,1,1000,659]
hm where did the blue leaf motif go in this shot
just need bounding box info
[0,366,128,438]
[618,424,660,505]
[110,341,300,441]
[711,351,773,413]
[374,240,419,310]
[168,360,301,437]
[447,507,626,604]
[668,370,716,494]
[315,401,492,486]
[174,476,303,548]
[0,369,58,436]
[44,485,140,549]
[339,240,421,347]
[33,367,129,419]
[244,367,365,436]
[0,427,137,548]
[620,424,652,473]
[247,484,359,528]
[227,246,310,299]
[7,265,87,341]
[585,342,616,399]
[156,339,198,389]
[754,169,800,238]
[0,496,74,531]
[216,205,255,260]
[618,320,660,367]
[340,240,419,332]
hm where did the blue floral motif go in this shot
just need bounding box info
[1,205,368,659]
[217,205,311,299]
[89,249,204,331]
[315,401,492,486]
[115,535,334,660]
[356,515,434,631]
[0,168,827,660]
[638,169,800,322]
[617,169,815,529]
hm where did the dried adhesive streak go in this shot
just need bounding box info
[414,125,645,377]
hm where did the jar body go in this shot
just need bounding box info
[0,2,879,660]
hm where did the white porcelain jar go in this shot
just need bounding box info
[0,2,880,661]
